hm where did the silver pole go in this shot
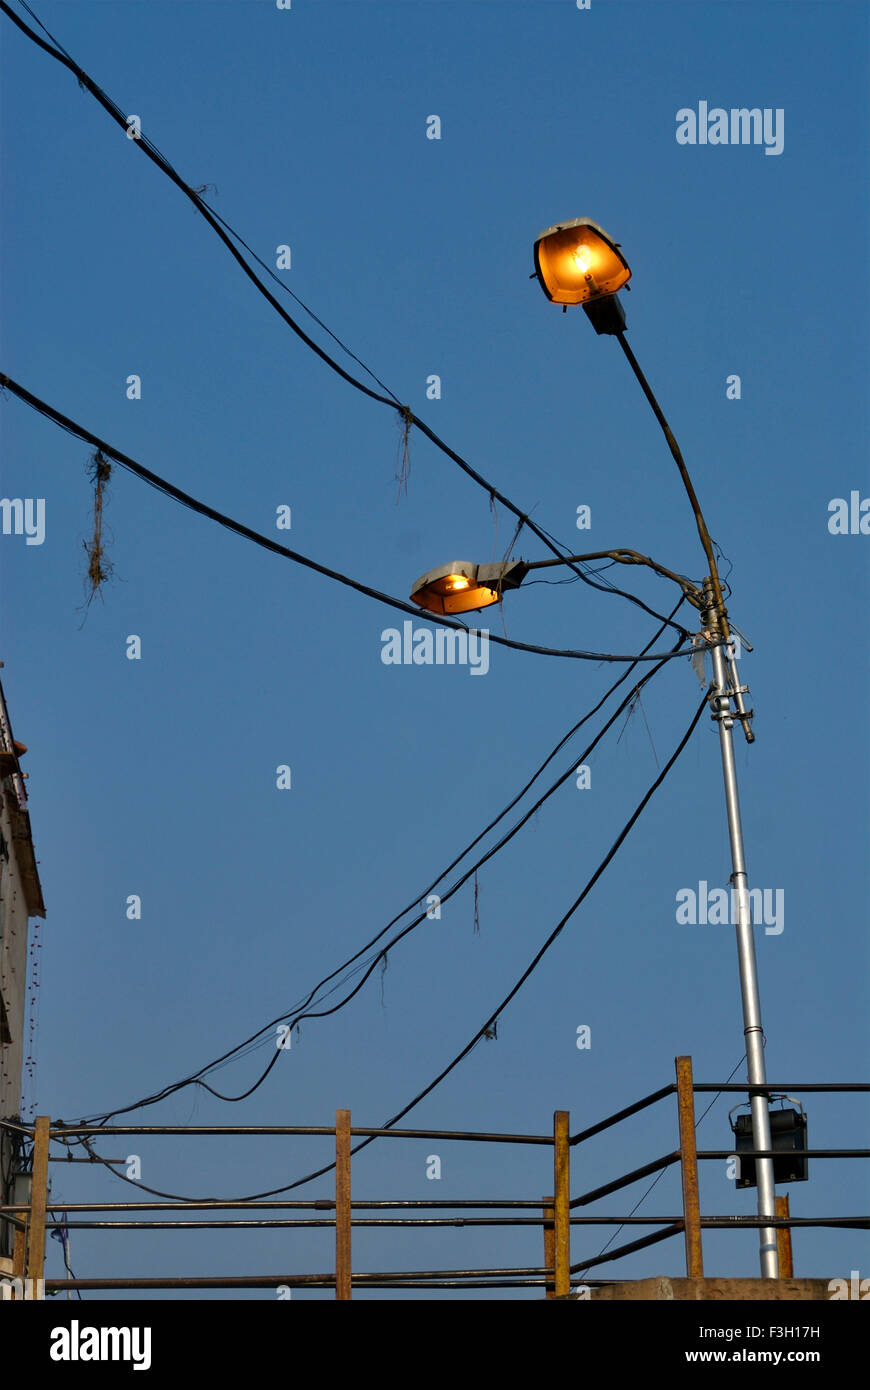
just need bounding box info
[705,591,778,1277]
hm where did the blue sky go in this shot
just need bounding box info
[1,0,868,1299]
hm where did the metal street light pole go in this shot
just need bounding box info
[702,583,779,1278]
[615,339,778,1277]
[615,330,779,1278]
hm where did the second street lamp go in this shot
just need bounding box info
[409,560,526,616]
[411,551,706,617]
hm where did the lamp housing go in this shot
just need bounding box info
[533,217,631,306]
[410,560,528,616]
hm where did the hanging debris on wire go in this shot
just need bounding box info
[473,870,480,935]
[395,405,413,498]
[489,490,499,557]
[379,951,389,1007]
[81,449,113,611]
[617,686,660,767]
[691,632,708,687]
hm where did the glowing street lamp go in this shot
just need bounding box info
[411,552,705,617]
[533,217,631,333]
[410,560,528,616]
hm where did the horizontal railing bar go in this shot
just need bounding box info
[41,1277,617,1293]
[692,1083,870,1093]
[2,1086,864,1146]
[570,1222,684,1272]
[569,1085,676,1146]
[570,1152,680,1207]
[335,1279,552,1289]
[18,1213,870,1233]
[48,1219,549,1231]
[697,1149,869,1159]
[41,1279,553,1291]
[0,1198,550,1214]
[48,1215,690,1231]
[700,1216,870,1230]
[38,1267,550,1290]
[322,1280,552,1289]
[49,1156,128,1164]
[39,1124,552,1143]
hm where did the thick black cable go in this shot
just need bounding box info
[0,3,394,406]
[63,691,707,1203]
[81,597,685,1113]
[200,203,401,406]
[78,628,681,1125]
[16,0,397,403]
[279,598,685,1012]
[0,374,692,665]
[532,520,688,632]
[333,693,710,1177]
[1,1,689,640]
[4,0,705,1194]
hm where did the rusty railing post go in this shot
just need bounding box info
[553,1110,570,1298]
[10,1225,26,1300]
[542,1195,555,1299]
[775,1194,792,1278]
[335,1109,352,1300]
[675,1058,704,1277]
[25,1115,50,1296]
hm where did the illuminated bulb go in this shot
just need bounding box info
[572,245,592,274]
[445,576,470,591]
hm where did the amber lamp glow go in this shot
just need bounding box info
[533,217,630,306]
[410,560,527,616]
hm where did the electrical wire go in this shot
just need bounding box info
[0,0,690,640]
[16,0,71,57]
[75,617,683,1125]
[532,520,689,632]
[3,0,713,1211]
[83,598,685,1113]
[0,374,693,666]
[49,1216,82,1300]
[570,1053,746,1282]
[713,539,734,601]
[59,690,708,1203]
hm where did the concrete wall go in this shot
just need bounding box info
[0,797,31,1118]
[583,1276,836,1300]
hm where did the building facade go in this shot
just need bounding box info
[0,677,45,1263]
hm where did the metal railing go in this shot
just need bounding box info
[1,1057,867,1298]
